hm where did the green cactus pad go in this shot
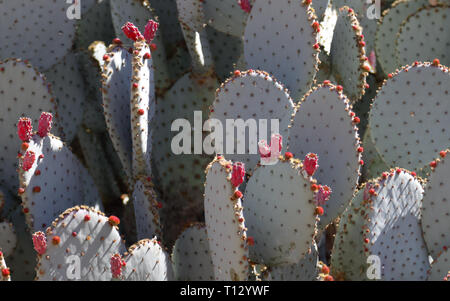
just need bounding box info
[0,221,16,257]
[172,223,215,281]
[210,70,295,173]
[102,45,133,182]
[122,238,173,281]
[375,0,429,76]
[427,247,450,281]
[266,243,319,281]
[288,83,361,227]
[396,4,450,67]
[0,252,10,281]
[244,156,318,266]
[45,52,85,143]
[203,0,251,37]
[0,59,57,194]
[150,0,185,47]
[132,177,161,240]
[330,6,368,102]
[35,206,126,281]
[421,149,450,258]
[0,0,77,71]
[330,186,369,281]
[204,156,249,280]
[362,169,430,280]
[131,40,154,179]
[18,133,102,233]
[244,0,319,100]
[368,62,450,171]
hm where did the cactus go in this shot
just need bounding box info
[0,251,11,281]
[209,70,295,173]
[204,156,249,280]
[35,206,126,281]
[396,4,450,68]
[427,247,450,281]
[0,220,16,257]
[132,176,161,240]
[288,83,362,227]
[172,223,215,281]
[421,149,450,258]
[368,61,450,171]
[203,0,252,37]
[244,0,320,100]
[18,112,103,233]
[244,153,319,266]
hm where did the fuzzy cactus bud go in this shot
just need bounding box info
[315,206,324,216]
[22,150,36,171]
[38,112,52,137]
[2,268,10,277]
[231,162,245,188]
[246,236,255,246]
[17,117,33,141]
[121,22,144,41]
[258,140,271,158]
[324,275,334,281]
[303,153,319,176]
[110,254,124,279]
[284,152,293,160]
[315,185,332,206]
[239,0,252,13]
[144,19,159,45]
[52,235,61,245]
[321,264,330,274]
[32,231,47,255]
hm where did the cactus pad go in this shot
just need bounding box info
[35,206,126,281]
[210,70,295,173]
[203,0,250,37]
[0,252,10,281]
[368,62,450,171]
[204,156,249,280]
[172,223,215,281]
[288,83,361,227]
[244,156,318,266]
[0,221,16,257]
[427,247,450,281]
[244,0,319,100]
[132,177,161,240]
[121,238,173,281]
[421,149,450,258]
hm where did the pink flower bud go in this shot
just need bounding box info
[270,133,282,155]
[121,22,144,41]
[23,150,36,171]
[144,19,159,45]
[110,254,125,279]
[17,117,33,141]
[239,0,252,13]
[303,153,319,176]
[32,231,47,255]
[38,112,52,137]
[258,140,271,158]
[231,162,245,188]
[315,185,332,206]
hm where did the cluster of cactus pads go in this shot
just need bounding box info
[0,0,449,281]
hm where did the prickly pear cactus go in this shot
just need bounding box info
[0,252,11,281]
[396,4,450,68]
[203,0,252,37]
[244,0,320,100]
[368,62,450,171]
[266,243,320,281]
[0,59,57,193]
[362,169,430,280]
[330,6,368,102]
[18,113,102,233]
[120,238,173,281]
[421,149,450,258]
[132,177,161,240]
[0,0,77,71]
[209,70,295,173]
[427,247,450,281]
[204,156,249,280]
[244,154,319,266]
[375,0,430,76]
[172,223,215,281]
[0,221,16,257]
[288,83,362,227]
[35,206,126,281]
[361,128,390,181]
